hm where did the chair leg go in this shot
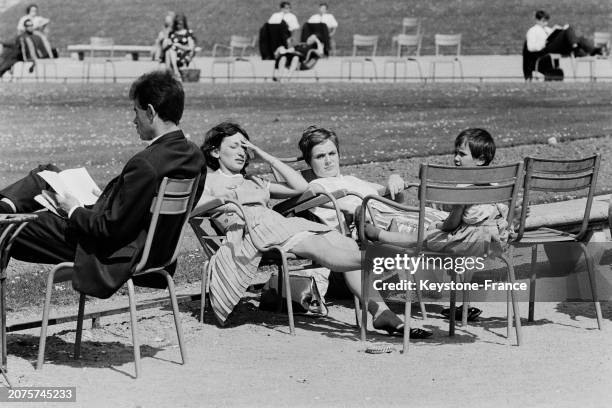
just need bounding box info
[127,279,141,378]
[528,245,538,322]
[579,243,603,330]
[501,252,522,346]
[161,270,187,364]
[414,273,428,320]
[462,288,469,327]
[449,272,457,336]
[200,261,209,323]
[37,266,59,370]
[277,251,295,335]
[353,296,361,328]
[74,293,86,359]
[360,262,369,342]
[402,286,413,354]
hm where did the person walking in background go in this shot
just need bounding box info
[268,1,299,45]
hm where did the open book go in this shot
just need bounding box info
[34,168,100,216]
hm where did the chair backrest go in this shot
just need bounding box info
[89,36,114,58]
[352,34,378,57]
[593,31,611,49]
[229,35,253,57]
[134,175,200,274]
[402,17,421,36]
[434,33,461,56]
[416,162,524,244]
[395,34,421,57]
[516,155,600,241]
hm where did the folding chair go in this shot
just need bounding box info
[211,35,256,82]
[384,34,423,82]
[570,32,611,81]
[83,37,118,83]
[37,176,200,378]
[513,155,603,329]
[190,188,348,335]
[430,34,463,81]
[272,157,429,323]
[359,163,525,352]
[340,35,378,81]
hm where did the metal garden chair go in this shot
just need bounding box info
[37,175,200,378]
[430,33,463,81]
[513,155,603,329]
[359,162,525,352]
[340,34,378,81]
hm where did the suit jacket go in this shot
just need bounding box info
[259,21,290,60]
[71,130,206,298]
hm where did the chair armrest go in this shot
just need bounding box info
[212,43,231,57]
[191,197,226,217]
[273,188,347,215]
[357,194,420,243]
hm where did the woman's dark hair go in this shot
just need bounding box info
[173,13,189,31]
[202,122,251,174]
[535,10,550,21]
[129,70,184,125]
[26,4,37,14]
[299,125,340,165]
[454,128,496,165]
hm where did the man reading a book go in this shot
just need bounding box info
[0,70,206,297]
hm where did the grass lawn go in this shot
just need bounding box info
[1,0,610,55]
[1,81,611,310]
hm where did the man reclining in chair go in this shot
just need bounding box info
[273,34,324,81]
[0,70,206,297]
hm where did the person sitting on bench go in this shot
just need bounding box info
[273,34,324,81]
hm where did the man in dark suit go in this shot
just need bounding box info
[0,70,206,298]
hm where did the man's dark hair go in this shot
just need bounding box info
[23,18,33,27]
[201,122,251,174]
[280,1,291,9]
[319,2,328,8]
[299,125,340,165]
[535,10,550,21]
[454,128,496,165]
[129,70,184,125]
[25,4,37,14]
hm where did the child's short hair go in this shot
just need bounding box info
[299,125,340,165]
[454,128,496,165]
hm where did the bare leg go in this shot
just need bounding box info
[290,231,394,318]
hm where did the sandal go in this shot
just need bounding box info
[365,345,395,354]
[372,310,433,338]
[441,306,482,322]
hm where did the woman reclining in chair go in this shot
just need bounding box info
[298,125,448,239]
[273,34,324,81]
[193,121,432,338]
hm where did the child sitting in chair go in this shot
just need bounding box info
[363,128,512,321]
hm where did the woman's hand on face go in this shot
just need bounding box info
[386,174,405,200]
[240,139,262,159]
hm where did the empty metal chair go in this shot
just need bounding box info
[384,34,423,82]
[83,37,117,83]
[340,34,378,81]
[211,35,256,82]
[430,34,463,81]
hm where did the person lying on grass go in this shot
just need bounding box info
[193,121,432,338]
